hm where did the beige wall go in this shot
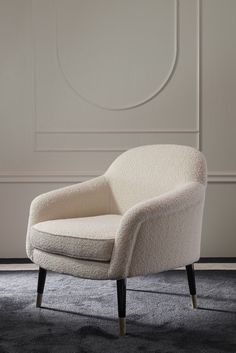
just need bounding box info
[0,0,236,257]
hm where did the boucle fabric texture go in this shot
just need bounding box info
[109,182,205,279]
[105,144,207,213]
[33,249,110,279]
[26,175,110,259]
[31,215,121,262]
[26,145,207,280]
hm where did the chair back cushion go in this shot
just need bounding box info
[105,145,207,214]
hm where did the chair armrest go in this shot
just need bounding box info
[108,182,206,278]
[26,175,110,258]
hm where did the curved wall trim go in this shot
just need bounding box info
[55,0,179,111]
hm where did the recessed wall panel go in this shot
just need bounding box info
[202,0,236,176]
[33,0,199,135]
[36,132,198,152]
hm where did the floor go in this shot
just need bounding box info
[0,270,235,353]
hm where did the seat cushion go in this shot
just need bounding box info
[31,215,121,262]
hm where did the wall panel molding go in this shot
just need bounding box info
[33,0,199,147]
[1,173,236,184]
[35,130,198,152]
[208,173,236,183]
[2,0,233,184]
[55,0,179,111]
[201,0,236,175]
[0,171,100,183]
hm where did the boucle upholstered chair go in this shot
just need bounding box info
[26,145,207,335]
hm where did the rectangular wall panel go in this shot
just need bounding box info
[0,183,70,257]
[201,184,236,257]
[33,0,199,135]
[36,132,198,152]
[202,0,236,178]
[1,182,236,258]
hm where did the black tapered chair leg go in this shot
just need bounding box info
[36,267,47,308]
[116,279,127,336]
[186,264,197,308]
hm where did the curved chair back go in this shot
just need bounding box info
[105,145,207,214]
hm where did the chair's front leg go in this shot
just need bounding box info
[36,267,47,308]
[116,279,127,336]
[186,264,197,308]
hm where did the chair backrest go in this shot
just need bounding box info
[105,145,207,214]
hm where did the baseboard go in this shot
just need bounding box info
[0,258,33,264]
[197,257,236,263]
[0,257,235,264]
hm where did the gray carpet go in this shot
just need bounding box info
[0,270,235,353]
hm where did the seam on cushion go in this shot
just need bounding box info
[104,174,112,214]
[32,245,112,262]
[32,227,115,242]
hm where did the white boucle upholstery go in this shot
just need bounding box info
[26,145,207,280]
[33,249,110,280]
[105,145,206,213]
[108,182,205,278]
[26,176,110,259]
[31,215,121,262]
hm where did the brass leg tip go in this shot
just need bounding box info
[36,293,43,308]
[119,318,126,336]
[191,295,197,309]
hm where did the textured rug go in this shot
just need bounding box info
[0,270,235,353]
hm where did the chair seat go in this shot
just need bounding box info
[31,214,122,262]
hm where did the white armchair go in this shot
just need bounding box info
[26,145,207,335]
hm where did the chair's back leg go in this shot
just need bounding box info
[186,264,197,308]
[116,279,127,336]
[36,267,47,308]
